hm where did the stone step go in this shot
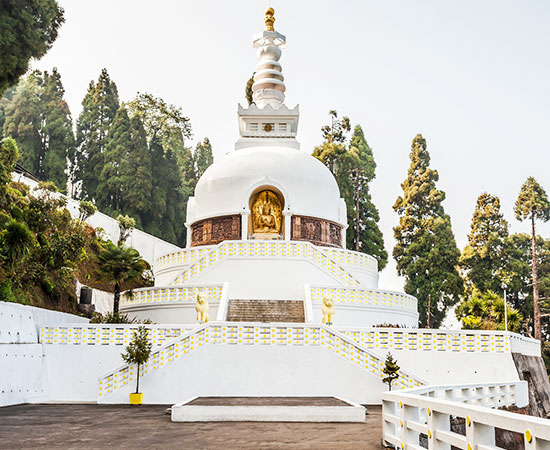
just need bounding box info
[226,299,305,323]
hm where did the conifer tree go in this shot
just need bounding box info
[97,105,131,213]
[382,353,400,391]
[347,125,387,268]
[194,137,214,180]
[74,69,119,200]
[393,134,463,327]
[313,113,387,268]
[515,177,550,340]
[119,116,153,227]
[3,69,73,190]
[0,0,64,93]
[460,193,509,293]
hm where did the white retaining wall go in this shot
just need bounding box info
[0,301,88,407]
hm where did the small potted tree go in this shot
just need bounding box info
[122,326,152,405]
[382,352,400,391]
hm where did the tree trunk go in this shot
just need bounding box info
[531,215,541,340]
[136,363,140,394]
[114,282,120,314]
[355,169,360,252]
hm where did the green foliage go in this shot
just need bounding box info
[121,326,152,394]
[1,219,36,269]
[194,138,214,181]
[515,177,550,223]
[514,177,550,341]
[95,242,150,313]
[460,193,509,293]
[90,311,136,324]
[382,353,400,391]
[3,70,74,189]
[0,138,19,209]
[75,69,120,200]
[245,73,255,106]
[393,134,463,327]
[116,214,136,245]
[456,289,523,333]
[313,113,387,268]
[0,0,64,93]
[78,200,97,221]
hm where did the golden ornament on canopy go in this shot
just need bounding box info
[265,7,275,31]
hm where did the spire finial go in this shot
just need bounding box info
[265,7,275,31]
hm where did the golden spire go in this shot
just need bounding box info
[265,7,275,31]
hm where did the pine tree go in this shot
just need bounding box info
[460,193,509,293]
[40,68,74,190]
[393,134,463,327]
[0,0,64,93]
[382,353,400,391]
[313,113,387,268]
[119,116,153,227]
[74,69,119,200]
[514,177,550,340]
[97,105,131,213]
[3,70,73,190]
[3,73,42,176]
[347,125,387,268]
[194,137,214,180]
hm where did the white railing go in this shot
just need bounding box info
[156,242,379,275]
[169,240,363,288]
[215,283,230,320]
[98,322,425,399]
[40,324,196,347]
[382,381,550,449]
[120,284,223,307]
[155,246,214,271]
[321,247,378,272]
[311,286,417,312]
[336,327,541,355]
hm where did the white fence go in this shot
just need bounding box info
[97,322,425,399]
[337,327,541,356]
[382,381,550,449]
[310,286,417,312]
[120,284,224,307]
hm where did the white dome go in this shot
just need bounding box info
[191,146,345,225]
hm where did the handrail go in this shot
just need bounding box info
[169,240,364,288]
[382,381,550,449]
[97,322,425,399]
[120,284,223,307]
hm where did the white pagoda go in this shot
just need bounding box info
[120,8,418,328]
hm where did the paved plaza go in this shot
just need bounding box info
[0,404,383,449]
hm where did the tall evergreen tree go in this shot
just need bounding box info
[393,134,463,327]
[347,125,387,268]
[3,69,73,189]
[514,177,550,340]
[313,112,387,268]
[97,105,131,213]
[119,116,153,227]
[74,69,119,200]
[0,0,64,93]
[193,137,214,180]
[460,193,509,293]
[3,73,42,175]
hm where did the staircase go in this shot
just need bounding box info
[226,299,305,322]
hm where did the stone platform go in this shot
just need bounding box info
[171,396,366,422]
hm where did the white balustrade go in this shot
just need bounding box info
[321,247,378,271]
[382,381,550,449]
[120,284,223,306]
[40,324,196,347]
[336,327,541,355]
[311,286,417,312]
[97,322,425,399]
[169,240,363,287]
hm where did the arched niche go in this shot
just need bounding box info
[248,187,285,240]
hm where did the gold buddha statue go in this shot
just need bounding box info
[251,190,282,235]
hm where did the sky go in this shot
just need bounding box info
[32,0,550,296]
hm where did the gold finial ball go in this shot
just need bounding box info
[265,7,275,31]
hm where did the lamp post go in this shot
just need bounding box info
[502,282,508,332]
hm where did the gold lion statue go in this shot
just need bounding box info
[195,293,209,323]
[322,297,335,326]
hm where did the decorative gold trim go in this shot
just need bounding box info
[265,7,275,31]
